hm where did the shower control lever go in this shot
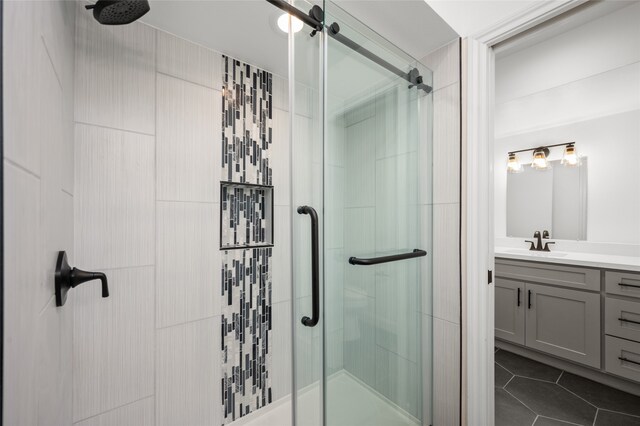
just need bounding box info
[55,251,109,307]
[298,206,319,327]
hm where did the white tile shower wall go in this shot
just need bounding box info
[3,1,76,425]
[74,2,155,135]
[73,267,155,422]
[71,10,297,422]
[156,73,220,203]
[420,38,461,426]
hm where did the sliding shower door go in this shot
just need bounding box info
[291,2,433,425]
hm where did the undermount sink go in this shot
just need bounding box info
[504,248,569,257]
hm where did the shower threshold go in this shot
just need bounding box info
[234,371,420,426]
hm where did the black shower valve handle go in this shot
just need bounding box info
[55,251,109,307]
[70,268,109,298]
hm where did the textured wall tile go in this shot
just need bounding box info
[344,208,375,297]
[4,162,41,426]
[75,4,155,134]
[156,201,219,328]
[375,262,420,363]
[73,267,154,421]
[157,30,221,89]
[271,108,290,207]
[156,318,220,426]
[433,318,461,426]
[433,204,461,324]
[433,83,461,205]
[74,397,154,426]
[75,124,155,270]
[37,296,73,426]
[345,117,376,208]
[375,347,420,418]
[157,73,219,202]
[420,39,460,92]
[343,290,376,389]
[271,301,292,401]
[272,206,292,303]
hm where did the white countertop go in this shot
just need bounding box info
[495,246,640,272]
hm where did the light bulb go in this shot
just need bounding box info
[507,153,523,173]
[531,148,550,170]
[561,144,580,167]
[277,13,303,33]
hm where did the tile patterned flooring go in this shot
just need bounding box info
[495,348,640,426]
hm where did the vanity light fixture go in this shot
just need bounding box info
[531,147,551,170]
[277,13,303,33]
[561,143,580,167]
[507,152,523,173]
[506,142,578,172]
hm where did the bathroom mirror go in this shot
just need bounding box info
[507,159,588,240]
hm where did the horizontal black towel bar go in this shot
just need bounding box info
[349,249,427,266]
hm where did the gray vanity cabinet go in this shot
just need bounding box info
[495,259,601,368]
[525,283,601,368]
[495,278,525,345]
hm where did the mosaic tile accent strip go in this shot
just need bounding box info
[221,183,273,249]
[220,56,275,424]
[221,248,273,423]
[221,55,273,186]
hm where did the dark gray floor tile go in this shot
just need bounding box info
[496,350,562,382]
[506,377,597,425]
[534,417,577,426]
[495,388,537,426]
[495,363,513,388]
[595,410,640,426]
[558,372,640,417]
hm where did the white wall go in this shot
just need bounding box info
[3,1,76,424]
[494,2,640,246]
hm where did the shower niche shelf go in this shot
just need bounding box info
[220,181,274,251]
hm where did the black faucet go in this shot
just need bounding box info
[525,231,555,252]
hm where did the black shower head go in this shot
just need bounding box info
[85,0,150,25]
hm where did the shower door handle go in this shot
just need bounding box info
[298,206,319,327]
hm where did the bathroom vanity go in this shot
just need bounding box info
[494,249,640,393]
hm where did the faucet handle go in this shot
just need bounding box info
[525,240,536,251]
[543,241,555,252]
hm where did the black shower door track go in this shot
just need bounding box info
[265,0,433,94]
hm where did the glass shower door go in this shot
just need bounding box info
[323,4,433,425]
[291,2,433,425]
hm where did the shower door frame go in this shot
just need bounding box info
[463,0,588,424]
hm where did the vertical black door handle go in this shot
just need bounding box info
[298,206,319,327]
[528,290,532,309]
[517,288,521,307]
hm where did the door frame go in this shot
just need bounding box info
[461,1,587,424]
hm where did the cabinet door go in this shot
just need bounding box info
[526,283,601,368]
[495,278,525,345]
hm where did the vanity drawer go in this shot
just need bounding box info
[606,271,640,299]
[605,336,640,383]
[495,259,600,291]
[605,297,640,343]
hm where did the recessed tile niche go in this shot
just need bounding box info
[220,181,274,250]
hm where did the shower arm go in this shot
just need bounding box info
[265,0,433,94]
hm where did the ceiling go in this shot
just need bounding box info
[425,0,542,37]
[140,0,458,80]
